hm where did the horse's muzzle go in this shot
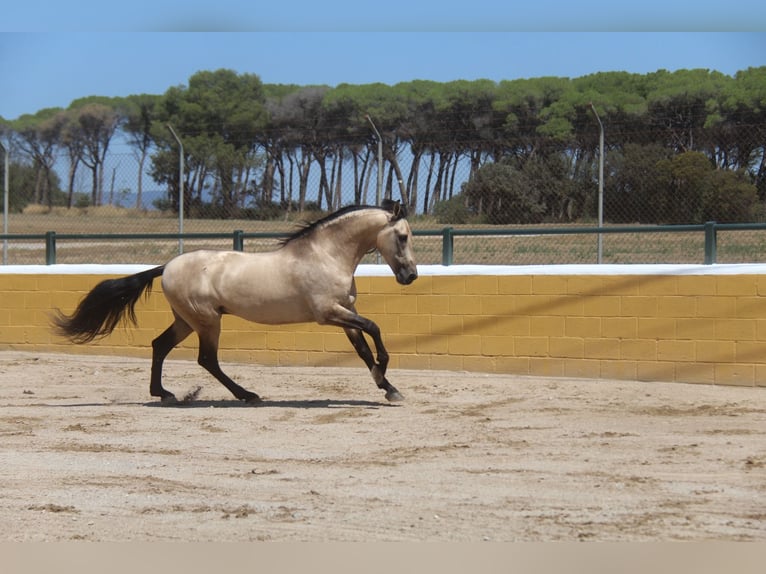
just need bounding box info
[396,269,418,285]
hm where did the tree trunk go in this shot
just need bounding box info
[297,149,311,213]
[66,157,79,209]
[384,148,409,206]
[135,151,146,209]
[448,153,459,199]
[90,165,98,207]
[407,148,422,214]
[334,148,343,210]
[262,154,275,205]
[422,152,435,214]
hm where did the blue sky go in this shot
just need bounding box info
[1,3,765,122]
[2,1,765,32]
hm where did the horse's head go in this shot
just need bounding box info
[377,200,418,285]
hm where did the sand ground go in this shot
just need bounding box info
[0,350,764,541]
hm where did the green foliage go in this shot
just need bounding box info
[654,151,758,223]
[656,151,712,223]
[607,143,674,223]
[4,66,766,223]
[151,69,269,217]
[606,146,759,224]
[462,161,548,224]
[1,160,65,212]
[433,194,475,224]
[701,169,759,223]
[73,193,90,208]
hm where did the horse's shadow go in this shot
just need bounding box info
[35,398,395,409]
[142,398,395,409]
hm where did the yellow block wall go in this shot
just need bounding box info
[1,272,765,387]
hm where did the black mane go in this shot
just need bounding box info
[280,201,404,245]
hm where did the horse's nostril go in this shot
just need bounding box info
[407,272,418,284]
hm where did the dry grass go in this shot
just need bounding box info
[3,208,766,266]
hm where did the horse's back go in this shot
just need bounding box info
[162,249,243,289]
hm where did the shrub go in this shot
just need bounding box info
[433,194,473,224]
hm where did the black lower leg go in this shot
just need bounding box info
[198,342,260,402]
[345,328,375,370]
[345,328,402,402]
[370,365,403,401]
[150,323,189,402]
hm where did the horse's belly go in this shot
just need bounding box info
[231,299,315,325]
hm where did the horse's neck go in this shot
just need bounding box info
[319,211,387,266]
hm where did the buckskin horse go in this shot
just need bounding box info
[52,200,418,404]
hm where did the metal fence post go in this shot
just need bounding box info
[1,140,8,265]
[589,103,605,264]
[366,115,383,207]
[704,221,717,265]
[442,227,454,266]
[233,230,244,251]
[45,231,56,265]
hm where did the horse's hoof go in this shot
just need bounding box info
[386,389,404,402]
[243,393,262,404]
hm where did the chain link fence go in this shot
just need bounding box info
[2,134,766,266]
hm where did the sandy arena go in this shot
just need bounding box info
[0,350,764,541]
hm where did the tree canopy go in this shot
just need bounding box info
[1,66,764,225]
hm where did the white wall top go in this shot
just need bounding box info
[3,263,766,276]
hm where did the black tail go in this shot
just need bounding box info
[52,265,165,344]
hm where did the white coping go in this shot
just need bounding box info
[3,263,766,276]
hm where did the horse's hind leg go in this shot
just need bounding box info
[197,324,261,403]
[344,327,403,402]
[150,314,193,403]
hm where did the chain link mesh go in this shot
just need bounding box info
[2,127,766,265]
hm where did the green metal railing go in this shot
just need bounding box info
[432,221,726,266]
[38,230,284,265]
[2,221,766,266]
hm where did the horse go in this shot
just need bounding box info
[52,199,418,404]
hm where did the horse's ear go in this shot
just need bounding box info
[382,199,405,220]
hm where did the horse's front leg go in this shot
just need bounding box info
[325,304,403,402]
[343,327,403,402]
